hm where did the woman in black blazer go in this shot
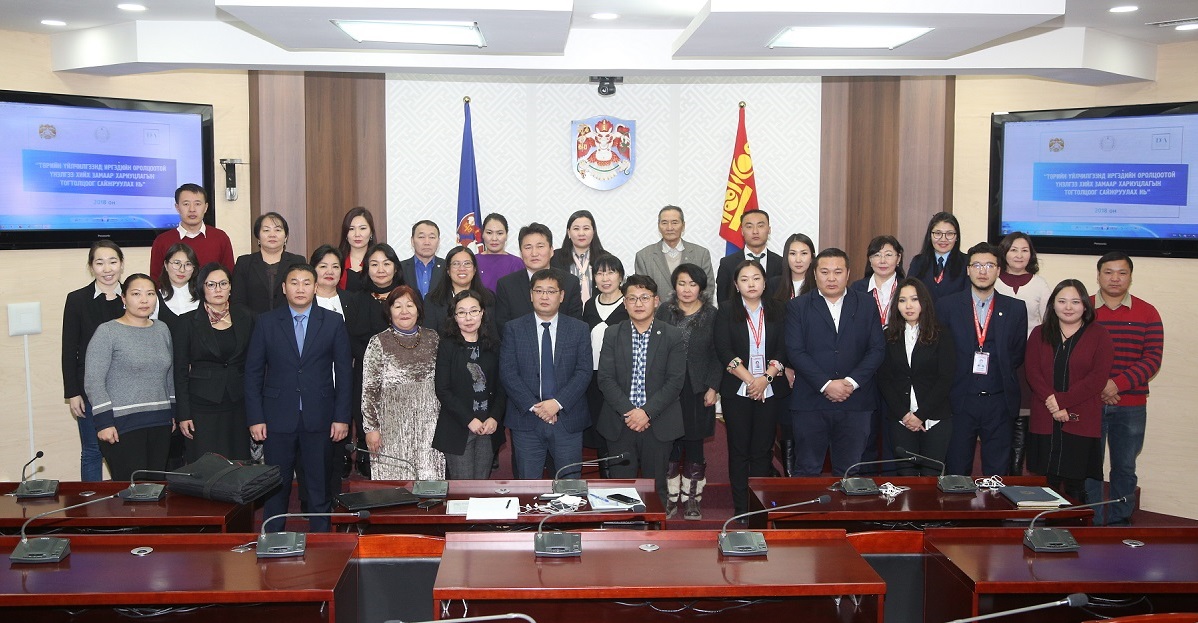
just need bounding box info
[877,278,957,475]
[906,212,969,302]
[713,260,791,515]
[231,212,305,315]
[62,241,127,481]
[173,263,255,462]
[550,210,606,303]
[433,290,506,479]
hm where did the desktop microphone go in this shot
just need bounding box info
[551,452,629,496]
[257,511,370,558]
[717,494,831,557]
[946,593,1089,622]
[119,470,195,502]
[9,493,120,563]
[1023,496,1128,553]
[533,509,615,558]
[346,443,448,498]
[12,450,59,499]
[894,447,976,493]
[839,457,917,495]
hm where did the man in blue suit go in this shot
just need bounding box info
[500,268,593,479]
[787,248,886,476]
[245,264,352,532]
[936,242,1027,476]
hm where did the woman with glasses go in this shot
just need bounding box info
[155,243,200,325]
[172,263,254,461]
[433,291,505,479]
[907,212,969,301]
[231,212,304,315]
[422,245,495,334]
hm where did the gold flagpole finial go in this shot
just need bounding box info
[464,96,471,103]
[739,101,746,108]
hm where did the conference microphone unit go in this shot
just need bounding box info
[1024,496,1128,553]
[551,452,630,496]
[946,593,1089,623]
[12,450,59,499]
[717,495,831,557]
[390,613,537,623]
[257,511,370,558]
[533,509,615,558]
[9,493,120,563]
[347,443,448,498]
[839,457,917,495]
[118,470,195,502]
[894,447,976,493]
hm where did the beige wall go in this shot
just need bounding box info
[0,30,250,481]
[954,40,1198,519]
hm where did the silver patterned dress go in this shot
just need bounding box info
[360,326,445,480]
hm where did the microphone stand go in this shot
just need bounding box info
[120,470,195,502]
[717,495,831,556]
[347,443,448,498]
[1024,496,1128,553]
[13,451,58,499]
[550,453,629,496]
[839,457,917,495]
[895,446,976,493]
[10,494,119,563]
[257,511,370,558]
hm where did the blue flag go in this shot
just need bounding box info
[455,100,482,251]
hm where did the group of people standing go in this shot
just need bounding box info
[61,184,1162,529]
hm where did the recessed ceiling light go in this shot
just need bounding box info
[1177,23,1198,31]
[768,26,933,49]
[332,20,487,47]
[1108,5,1138,13]
[117,3,147,11]
[41,19,67,26]
[590,13,619,20]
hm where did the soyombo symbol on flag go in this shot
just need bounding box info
[720,103,759,254]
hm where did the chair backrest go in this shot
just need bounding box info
[354,534,445,623]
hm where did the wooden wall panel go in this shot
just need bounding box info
[249,71,308,256]
[819,79,851,254]
[897,76,955,260]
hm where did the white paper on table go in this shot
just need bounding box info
[587,487,644,511]
[465,496,519,520]
[445,499,469,515]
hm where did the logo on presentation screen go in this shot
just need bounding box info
[1048,137,1065,152]
[38,124,56,139]
[573,116,635,190]
[1100,135,1116,151]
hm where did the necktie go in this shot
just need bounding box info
[295,314,307,355]
[749,252,763,262]
[540,321,555,401]
[936,256,945,277]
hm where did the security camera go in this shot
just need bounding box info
[590,76,622,97]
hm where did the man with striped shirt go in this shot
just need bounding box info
[1086,252,1164,526]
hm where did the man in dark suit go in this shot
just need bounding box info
[245,264,353,532]
[597,274,686,507]
[493,223,583,328]
[400,219,446,299]
[786,248,886,476]
[499,269,593,479]
[715,209,783,303]
[936,242,1027,476]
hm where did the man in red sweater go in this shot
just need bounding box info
[149,183,235,281]
[1086,251,1164,525]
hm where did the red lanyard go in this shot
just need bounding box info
[745,304,765,350]
[871,279,897,326]
[973,298,995,351]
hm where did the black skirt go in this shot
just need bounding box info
[1026,421,1103,482]
[679,374,716,441]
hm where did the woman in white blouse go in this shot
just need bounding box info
[154,243,200,324]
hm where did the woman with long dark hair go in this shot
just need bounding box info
[155,243,200,325]
[769,233,816,304]
[338,206,377,292]
[475,213,525,292]
[551,210,606,304]
[231,212,304,315]
[907,212,969,301]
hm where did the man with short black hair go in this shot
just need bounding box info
[1085,252,1163,525]
[400,219,446,299]
[493,223,583,327]
[716,209,782,303]
[937,242,1028,476]
[149,183,235,280]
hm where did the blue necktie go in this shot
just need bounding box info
[540,321,555,401]
[295,314,307,355]
[936,256,945,277]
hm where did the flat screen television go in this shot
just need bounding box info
[0,89,214,250]
[989,100,1198,258]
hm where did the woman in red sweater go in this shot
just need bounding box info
[1025,279,1114,501]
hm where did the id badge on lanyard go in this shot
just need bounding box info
[972,300,995,375]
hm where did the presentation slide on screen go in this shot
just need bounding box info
[0,101,203,231]
[1000,114,1197,239]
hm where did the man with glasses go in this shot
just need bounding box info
[500,269,593,479]
[493,223,583,328]
[149,183,235,281]
[937,243,1028,476]
[597,275,686,507]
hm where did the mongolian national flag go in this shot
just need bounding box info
[719,104,759,255]
[456,98,482,251]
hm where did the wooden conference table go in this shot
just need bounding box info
[0,481,254,534]
[433,529,886,622]
[924,526,1198,622]
[749,476,1092,531]
[332,478,667,534]
[0,533,357,622]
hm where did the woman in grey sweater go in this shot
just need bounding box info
[85,273,175,481]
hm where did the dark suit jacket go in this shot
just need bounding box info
[716,249,783,304]
[908,252,969,301]
[432,338,507,455]
[244,303,353,433]
[877,324,957,423]
[499,313,592,434]
[596,320,687,443]
[936,290,1028,417]
[421,286,496,335]
[230,251,305,315]
[785,289,886,412]
[713,299,792,400]
[401,255,446,298]
[655,301,722,393]
[61,282,125,399]
[493,268,584,328]
[172,304,255,421]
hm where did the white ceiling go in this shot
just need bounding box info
[2,0,1195,84]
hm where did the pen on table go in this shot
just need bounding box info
[589,492,616,505]
[505,499,512,509]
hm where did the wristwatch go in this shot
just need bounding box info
[765,373,775,383]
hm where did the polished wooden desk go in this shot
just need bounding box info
[749,476,1091,531]
[924,526,1198,622]
[433,529,886,622]
[332,478,667,534]
[0,481,253,534]
[0,533,357,622]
